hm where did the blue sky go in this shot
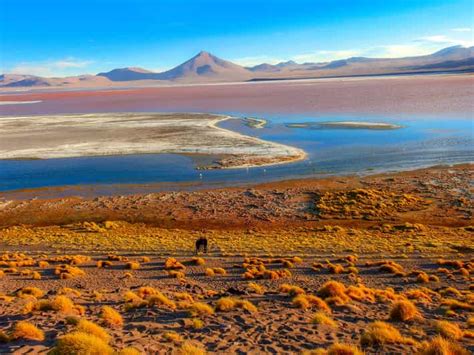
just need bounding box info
[1,0,473,76]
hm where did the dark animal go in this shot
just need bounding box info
[195,237,208,255]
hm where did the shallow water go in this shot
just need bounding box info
[0,112,472,192]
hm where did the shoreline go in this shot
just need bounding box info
[0,162,471,200]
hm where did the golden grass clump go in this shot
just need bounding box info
[327,263,345,274]
[101,306,124,327]
[49,332,113,355]
[17,286,44,298]
[126,261,140,270]
[379,261,405,276]
[279,284,305,296]
[141,256,151,263]
[190,257,205,265]
[417,336,469,355]
[303,343,363,355]
[97,260,113,268]
[11,321,44,341]
[58,287,82,297]
[123,291,143,304]
[215,297,257,313]
[327,343,363,355]
[54,264,86,279]
[360,321,415,346]
[164,257,186,270]
[188,302,214,316]
[205,268,215,276]
[176,340,206,355]
[168,270,186,279]
[293,294,331,312]
[404,288,433,303]
[441,298,473,311]
[136,286,159,299]
[163,331,183,343]
[76,319,110,343]
[311,312,337,328]
[148,292,176,309]
[247,282,265,295]
[317,281,348,302]
[38,261,49,268]
[119,347,142,355]
[416,272,430,283]
[432,320,463,340]
[215,297,236,312]
[389,300,421,322]
[32,271,42,280]
[31,295,84,315]
[440,287,462,298]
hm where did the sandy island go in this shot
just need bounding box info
[0,113,305,169]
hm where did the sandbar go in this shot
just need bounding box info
[0,112,305,169]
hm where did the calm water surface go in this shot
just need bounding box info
[0,112,472,192]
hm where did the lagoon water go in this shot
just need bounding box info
[0,112,472,193]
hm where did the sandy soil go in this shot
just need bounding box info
[0,113,305,169]
[0,165,472,354]
[1,74,472,117]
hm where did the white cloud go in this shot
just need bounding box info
[291,50,360,63]
[415,34,473,47]
[232,55,286,67]
[451,27,472,32]
[7,57,94,77]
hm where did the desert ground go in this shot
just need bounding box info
[0,164,472,354]
[1,74,473,117]
[0,113,304,169]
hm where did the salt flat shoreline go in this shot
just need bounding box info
[0,112,306,169]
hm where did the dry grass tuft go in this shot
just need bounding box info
[148,292,176,309]
[176,340,206,355]
[12,321,44,341]
[215,297,257,313]
[188,302,214,316]
[215,297,237,312]
[279,284,305,296]
[432,320,463,340]
[49,332,113,355]
[317,281,349,303]
[389,300,421,322]
[190,257,205,266]
[126,261,140,270]
[119,347,142,355]
[360,321,415,346]
[76,319,110,343]
[164,257,186,270]
[417,336,469,355]
[311,312,337,328]
[247,282,265,295]
[101,305,124,327]
[163,331,183,343]
[17,286,44,298]
[293,295,331,312]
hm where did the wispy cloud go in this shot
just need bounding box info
[291,50,360,63]
[415,34,473,47]
[7,57,94,76]
[232,55,286,67]
[451,27,472,32]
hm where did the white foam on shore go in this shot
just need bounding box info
[0,100,42,105]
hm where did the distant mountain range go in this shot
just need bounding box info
[2,46,473,88]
